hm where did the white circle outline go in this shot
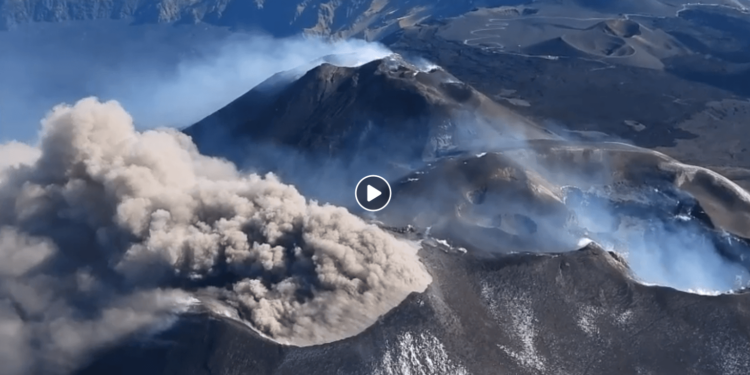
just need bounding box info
[354,175,392,212]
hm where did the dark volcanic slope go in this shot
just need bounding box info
[77,243,750,375]
[185,54,554,174]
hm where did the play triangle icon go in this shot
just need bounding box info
[367,185,382,202]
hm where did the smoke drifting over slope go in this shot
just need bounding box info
[495,144,750,293]
[0,98,431,374]
[186,49,750,297]
[121,34,391,129]
[387,139,750,295]
[0,28,391,142]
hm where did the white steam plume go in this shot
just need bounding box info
[489,145,750,294]
[127,35,392,128]
[0,98,432,374]
[0,31,392,141]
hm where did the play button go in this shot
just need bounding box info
[355,175,391,212]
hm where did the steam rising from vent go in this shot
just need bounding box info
[406,56,444,72]
[0,98,432,374]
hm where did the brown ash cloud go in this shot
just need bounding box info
[0,97,432,374]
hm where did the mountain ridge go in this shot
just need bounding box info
[0,0,485,38]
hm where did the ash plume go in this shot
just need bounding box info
[0,141,40,183]
[0,98,432,374]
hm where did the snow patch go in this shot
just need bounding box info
[707,329,750,375]
[374,331,470,375]
[577,305,602,336]
[614,310,633,327]
[480,283,547,373]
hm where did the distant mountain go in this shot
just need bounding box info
[3,0,744,37]
[0,0,490,38]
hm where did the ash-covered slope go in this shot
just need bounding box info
[524,18,691,69]
[76,243,750,375]
[185,54,554,176]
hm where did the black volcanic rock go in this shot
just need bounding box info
[76,243,750,375]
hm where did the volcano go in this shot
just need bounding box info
[3,2,750,373]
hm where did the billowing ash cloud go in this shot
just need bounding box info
[0,98,432,374]
[0,141,40,182]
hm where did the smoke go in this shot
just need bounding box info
[565,186,750,293]
[402,55,443,73]
[622,219,749,293]
[0,141,40,182]
[116,34,391,128]
[499,144,750,293]
[398,118,750,294]
[0,98,431,374]
[0,27,391,142]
